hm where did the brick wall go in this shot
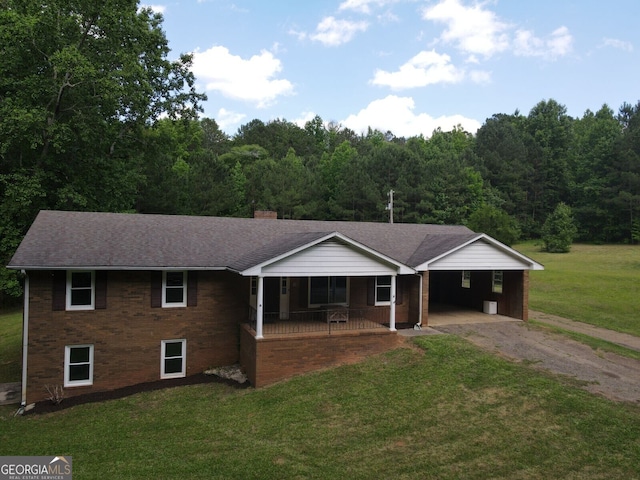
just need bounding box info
[240,325,400,387]
[25,270,246,404]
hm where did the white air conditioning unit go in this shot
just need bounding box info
[483,301,497,315]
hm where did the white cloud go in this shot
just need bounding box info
[191,46,294,108]
[371,50,465,89]
[341,95,481,137]
[422,0,510,58]
[288,28,307,41]
[216,108,246,132]
[514,26,573,59]
[423,0,572,61]
[601,37,633,52]
[338,0,400,14]
[310,16,369,46]
[469,69,491,84]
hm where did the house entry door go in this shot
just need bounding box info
[264,277,280,322]
[264,277,290,320]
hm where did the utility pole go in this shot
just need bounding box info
[386,189,394,224]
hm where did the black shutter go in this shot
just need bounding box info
[95,271,107,309]
[396,276,404,305]
[52,270,66,311]
[187,271,198,307]
[150,271,162,308]
[299,277,308,307]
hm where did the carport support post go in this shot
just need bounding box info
[256,276,264,339]
[389,275,397,331]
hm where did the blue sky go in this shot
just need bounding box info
[145,0,639,137]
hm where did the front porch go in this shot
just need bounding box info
[246,307,390,336]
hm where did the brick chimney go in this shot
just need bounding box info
[254,210,278,220]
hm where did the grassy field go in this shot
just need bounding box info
[1,336,640,479]
[515,242,640,336]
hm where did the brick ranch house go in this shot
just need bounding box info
[8,210,543,406]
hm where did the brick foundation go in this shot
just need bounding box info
[240,325,400,387]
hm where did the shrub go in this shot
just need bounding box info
[542,202,577,253]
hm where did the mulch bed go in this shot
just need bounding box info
[27,373,250,415]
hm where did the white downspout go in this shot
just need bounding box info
[20,271,29,409]
[389,275,396,332]
[414,272,423,330]
[256,276,264,339]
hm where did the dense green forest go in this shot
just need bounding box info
[1,1,640,301]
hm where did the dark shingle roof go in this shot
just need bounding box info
[8,210,477,270]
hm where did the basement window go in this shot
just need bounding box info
[161,339,186,379]
[64,345,94,387]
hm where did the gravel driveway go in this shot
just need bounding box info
[431,319,640,404]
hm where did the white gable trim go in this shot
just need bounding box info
[416,234,544,271]
[241,232,415,277]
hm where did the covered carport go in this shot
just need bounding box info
[415,235,544,326]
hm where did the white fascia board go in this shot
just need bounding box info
[241,231,415,276]
[415,233,544,271]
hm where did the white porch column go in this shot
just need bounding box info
[389,275,397,332]
[256,276,264,339]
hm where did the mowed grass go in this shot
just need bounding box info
[0,308,22,383]
[515,242,640,336]
[1,336,640,480]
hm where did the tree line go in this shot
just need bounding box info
[1,1,639,302]
[134,100,640,246]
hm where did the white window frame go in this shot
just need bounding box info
[308,276,349,307]
[375,275,392,306]
[462,270,471,289]
[162,271,187,308]
[64,344,94,387]
[492,270,503,294]
[66,270,95,311]
[161,339,186,379]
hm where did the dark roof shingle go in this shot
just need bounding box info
[8,210,477,270]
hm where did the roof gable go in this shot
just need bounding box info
[241,232,415,276]
[416,234,544,271]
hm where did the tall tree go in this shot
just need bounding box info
[0,0,205,299]
[525,99,573,233]
[570,106,622,241]
[473,113,532,224]
[609,101,640,242]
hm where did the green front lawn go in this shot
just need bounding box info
[1,336,639,479]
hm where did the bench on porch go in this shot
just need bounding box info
[325,306,349,323]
